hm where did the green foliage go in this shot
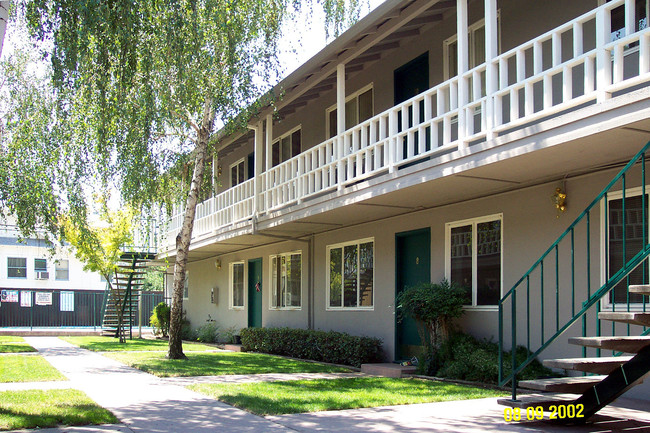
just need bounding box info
[424,333,555,385]
[221,326,240,344]
[60,203,134,282]
[196,321,220,344]
[240,327,382,368]
[142,266,165,291]
[396,280,466,349]
[150,302,171,338]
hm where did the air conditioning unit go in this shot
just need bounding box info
[36,271,49,280]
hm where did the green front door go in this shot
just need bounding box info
[248,258,263,328]
[395,228,431,361]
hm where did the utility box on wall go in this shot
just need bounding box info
[211,287,218,305]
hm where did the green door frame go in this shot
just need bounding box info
[248,258,263,328]
[395,227,431,361]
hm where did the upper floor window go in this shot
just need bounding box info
[327,238,374,309]
[272,127,301,167]
[8,257,27,279]
[55,259,69,281]
[34,259,48,279]
[446,214,502,308]
[230,262,245,309]
[326,85,374,138]
[444,13,501,80]
[231,159,245,187]
[270,252,302,309]
[608,0,647,41]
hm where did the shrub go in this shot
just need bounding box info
[150,302,171,337]
[429,332,555,384]
[220,325,239,344]
[239,327,383,368]
[196,321,220,343]
[396,280,466,350]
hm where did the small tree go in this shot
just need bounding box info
[396,280,466,354]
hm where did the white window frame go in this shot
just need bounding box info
[443,12,501,81]
[8,257,27,279]
[271,125,302,167]
[326,237,375,311]
[269,251,302,310]
[55,259,69,281]
[183,271,189,300]
[600,186,649,311]
[326,84,374,139]
[230,158,246,188]
[445,213,503,310]
[229,261,246,310]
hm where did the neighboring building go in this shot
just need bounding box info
[160,0,650,400]
[0,218,106,292]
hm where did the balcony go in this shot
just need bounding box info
[162,0,650,253]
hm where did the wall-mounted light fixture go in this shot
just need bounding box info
[552,187,567,217]
[215,258,222,270]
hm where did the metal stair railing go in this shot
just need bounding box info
[499,140,650,402]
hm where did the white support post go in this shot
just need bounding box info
[485,0,498,140]
[457,0,469,149]
[253,123,263,214]
[337,63,346,189]
[596,7,612,102]
[625,0,636,38]
[265,114,272,173]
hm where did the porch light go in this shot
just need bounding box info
[215,258,222,270]
[552,187,567,216]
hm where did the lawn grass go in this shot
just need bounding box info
[0,355,67,383]
[0,336,37,354]
[0,389,117,431]
[61,336,215,352]
[105,351,351,377]
[189,377,505,415]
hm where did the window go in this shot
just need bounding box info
[327,239,374,309]
[34,259,47,272]
[603,189,648,306]
[444,14,501,80]
[270,252,302,309]
[327,86,374,138]
[608,0,647,41]
[272,127,301,167]
[446,214,502,307]
[55,260,69,281]
[231,159,245,187]
[230,262,245,309]
[8,257,27,279]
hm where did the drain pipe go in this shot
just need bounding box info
[309,234,315,330]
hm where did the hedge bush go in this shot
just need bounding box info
[239,327,383,368]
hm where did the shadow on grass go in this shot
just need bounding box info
[191,377,505,415]
[111,352,351,377]
[0,389,117,431]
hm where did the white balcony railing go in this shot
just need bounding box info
[164,0,650,248]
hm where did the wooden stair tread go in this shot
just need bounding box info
[543,356,633,374]
[568,336,650,353]
[497,393,577,409]
[598,312,650,326]
[518,376,606,394]
[629,285,650,295]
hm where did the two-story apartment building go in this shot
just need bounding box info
[160,0,650,400]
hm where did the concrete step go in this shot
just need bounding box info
[598,312,650,326]
[542,356,633,374]
[518,376,606,394]
[568,336,650,353]
[497,393,576,409]
[629,285,650,295]
[360,363,417,378]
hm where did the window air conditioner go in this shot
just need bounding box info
[36,271,49,280]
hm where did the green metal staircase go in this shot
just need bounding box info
[102,252,156,340]
[498,142,650,422]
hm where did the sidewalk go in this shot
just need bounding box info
[21,337,291,433]
[8,337,650,433]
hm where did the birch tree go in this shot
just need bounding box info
[16,0,363,359]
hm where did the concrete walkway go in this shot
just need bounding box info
[6,337,650,432]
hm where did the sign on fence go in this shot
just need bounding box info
[60,291,74,312]
[20,291,32,307]
[1,290,18,303]
[35,292,53,306]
